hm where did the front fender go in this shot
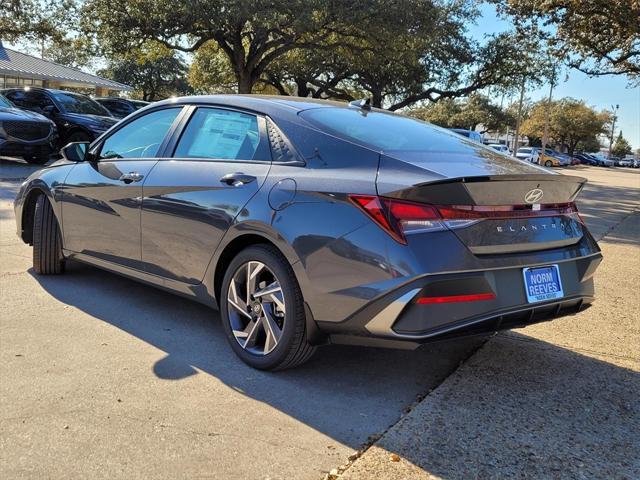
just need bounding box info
[14,165,75,243]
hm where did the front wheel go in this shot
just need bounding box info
[544,160,553,167]
[32,195,65,275]
[220,245,315,370]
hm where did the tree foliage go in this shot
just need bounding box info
[98,42,191,101]
[612,132,633,158]
[84,0,372,93]
[521,98,611,154]
[1,0,95,68]
[496,0,640,82]
[411,94,514,132]
[0,0,72,43]
[84,0,542,107]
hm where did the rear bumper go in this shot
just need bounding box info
[322,252,601,348]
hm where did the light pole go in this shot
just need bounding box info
[608,104,619,159]
[540,67,557,164]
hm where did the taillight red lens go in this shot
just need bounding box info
[436,203,579,219]
[349,195,445,244]
[350,195,584,243]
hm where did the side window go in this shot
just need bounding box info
[107,101,133,117]
[5,91,52,113]
[174,108,265,160]
[5,90,27,108]
[25,92,53,112]
[99,108,180,159]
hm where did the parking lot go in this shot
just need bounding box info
[1,159,639,479]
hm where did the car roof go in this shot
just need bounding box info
[2,87,93,98]
[153,94,351,114]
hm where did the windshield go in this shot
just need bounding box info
[52,91,112,116]
[300,107,475,153]
[0,95,13,108]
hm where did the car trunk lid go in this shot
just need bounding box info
[376,153,588,254]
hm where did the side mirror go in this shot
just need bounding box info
[61,142,90,162]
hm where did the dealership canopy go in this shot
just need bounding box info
[0,42,131,94]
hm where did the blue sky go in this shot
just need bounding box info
[469,3,640,150]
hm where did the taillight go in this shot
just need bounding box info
[350,195,584,244]
[349,195,445,244]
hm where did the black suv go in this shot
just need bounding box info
[0,93,57,164]
[94,97,149,119]
[2,87,118,146]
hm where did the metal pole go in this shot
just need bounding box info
[513,76,526,156]
[608,104,619,159]
[540,69,556,164]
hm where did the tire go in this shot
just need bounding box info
[220,245,316,370]
[32,194,65,275]
[544,160,553,167]
[25,154,49,165]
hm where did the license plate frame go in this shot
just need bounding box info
[522,265,564,304]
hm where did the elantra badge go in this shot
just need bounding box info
[524,188,544,204]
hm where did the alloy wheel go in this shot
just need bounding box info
[226,261,286,355]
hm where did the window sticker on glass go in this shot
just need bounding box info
[175,109,260,160]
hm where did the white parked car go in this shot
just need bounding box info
[617,159,632,167]
[488,144,511,155]
[515,147,540,163]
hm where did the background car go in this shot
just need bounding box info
[95,97,150,119]
[2,87,118,146]
[448,128,483,143]
[573,153,599,166]
[488,143,511,154]
[0,93,57,164]
[616,158,632,167]
[598,158,614,167]
[14,95,602,371]
[538,149,563,167]
[515,147,539,163]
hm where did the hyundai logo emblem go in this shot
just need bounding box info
[524,188,544,204]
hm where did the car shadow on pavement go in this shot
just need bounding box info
[577,182,640,243]
[367,332,639,479]
[28,263,483,449]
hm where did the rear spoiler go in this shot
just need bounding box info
[385,175,587,206]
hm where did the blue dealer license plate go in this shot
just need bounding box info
[522,265,564,303]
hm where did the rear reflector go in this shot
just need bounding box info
[349,194,583,244]
[417,293,496,304]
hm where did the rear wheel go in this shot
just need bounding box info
[32,195,65,275]
[220,245,315,370]
[544,160,553,167]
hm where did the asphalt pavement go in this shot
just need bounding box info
[1,158,638,479]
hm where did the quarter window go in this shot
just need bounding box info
[99,108,180,159]
[174,108,263,160]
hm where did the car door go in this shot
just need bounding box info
[61,106,185,270]
[141,106,272,284]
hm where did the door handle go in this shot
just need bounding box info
[220,172,256,187]
[119,172,144,184]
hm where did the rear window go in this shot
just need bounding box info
[299,108,473,153]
